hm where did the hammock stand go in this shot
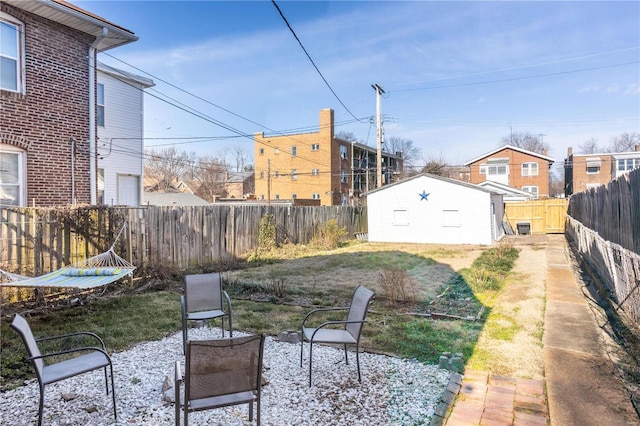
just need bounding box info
[0,223,135,291]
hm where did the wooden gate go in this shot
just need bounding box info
[504,199,568,235]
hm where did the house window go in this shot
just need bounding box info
[259,148,264,155]
[97,83,105,126]
[340,170,347,183]
[479,165,487,175]
[97,168,105,204]
[521,162,538,176]
[275,194,280,200]
[259,171,264,179]
[0,146,25,206]
[311,144,320,151]
[522,186,539,199]
[274,147,279,154]
[274,170,280,178]
[291,146,297,157]
[586,157,601,174]
[0,15,24,93]
[312,193,321,199]
[292,193,297,199]
[618,158,640,171]
[311,168,320,176]
[340,145,348,159]
[291,169,297,180]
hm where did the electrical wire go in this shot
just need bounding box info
[270,0,367,124]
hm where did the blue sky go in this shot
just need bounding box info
[75,0,640,172]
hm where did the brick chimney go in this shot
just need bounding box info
[635,144,640,152]
[567,147,573,156]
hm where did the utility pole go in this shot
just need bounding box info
[371,83,385,188]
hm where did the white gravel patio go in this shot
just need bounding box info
[0,326,450,425]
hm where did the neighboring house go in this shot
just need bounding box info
[143,192,210,206]
[0,0,137,207]
[97,63,154,206]
[365,173,504,245]
[476,180,535,203]
[254,108,403,206]
[564,146,640,196]
[464,145,554,199]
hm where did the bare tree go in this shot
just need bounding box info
[577,138,600,154]
[219,145,251,173]
[500,131,550,154]
[609,131,640,152]
[335,131,360,143]
[385,136,421,175]
[144,147,197,191]
[192,156,228,202]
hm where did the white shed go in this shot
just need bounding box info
[365,173,504,245]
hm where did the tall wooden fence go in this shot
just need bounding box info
[568,168,640,254]
[567,168,640,325]
[0,205,368,275]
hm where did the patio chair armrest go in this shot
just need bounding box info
[36,332,107,350]
[301,307,348,327]
[223,290,232,313]
[309,319,368,341]
[27,345,111,362]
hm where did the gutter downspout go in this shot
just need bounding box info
[89,28,108,204]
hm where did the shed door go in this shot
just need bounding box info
[117,175,140,206]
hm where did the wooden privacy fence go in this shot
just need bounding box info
[504,199,568,235]
[568,169,640,255]
[1,205,368,275]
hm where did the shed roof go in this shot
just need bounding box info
[362,173,495,197]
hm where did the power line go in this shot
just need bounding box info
[270,0,366,123]
[392,61,640,92]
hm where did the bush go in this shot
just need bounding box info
[310,219,347,250]
[377,266,416,306]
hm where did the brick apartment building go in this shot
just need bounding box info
[564,145,640,196]
[464,145,555,199]
[254,108,403,206]
[0,0,136,207]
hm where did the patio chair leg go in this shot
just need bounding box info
[228,313,233,337]
[110,364,117,421]
[38,385,44,426]
[300,336,304,367]
[249,401,253,422]
[356,345,362,382]
[103,367,109,394]
[343,343,349,365]
[221,317,225,338]
[308,342,314,387]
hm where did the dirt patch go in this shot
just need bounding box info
[466,237,547,379]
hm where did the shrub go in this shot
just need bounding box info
[310,219,347,250]
[377,266,416,306]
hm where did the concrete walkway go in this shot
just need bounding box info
[442,235,638,426]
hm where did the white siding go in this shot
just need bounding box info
[367,175,498,245]
[97,71,146,206]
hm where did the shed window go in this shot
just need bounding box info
[393,210,408,226]
[442,210,461,227]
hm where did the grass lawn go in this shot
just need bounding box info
[1,240,520,391]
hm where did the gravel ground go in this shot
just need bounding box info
[0,326,450,426]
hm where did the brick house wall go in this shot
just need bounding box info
[254,108,341,206]
[466,146,553,199]
[1,2,93,206]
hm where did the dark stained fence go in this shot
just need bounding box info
[568,168,640,255]
[567,168,640,324]
[1,205,368,275]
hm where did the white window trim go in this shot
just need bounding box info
[0,13,26,94]
[97,83,105,127]
[522,186,539,199]
[0,144,26,206]
[311,144,320,151]
[311,168,320,176]
[586,166,600,175]
[522,162,538,176]
[291,169,297,180]
[291,146,297,157]
[312,193,321,199]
